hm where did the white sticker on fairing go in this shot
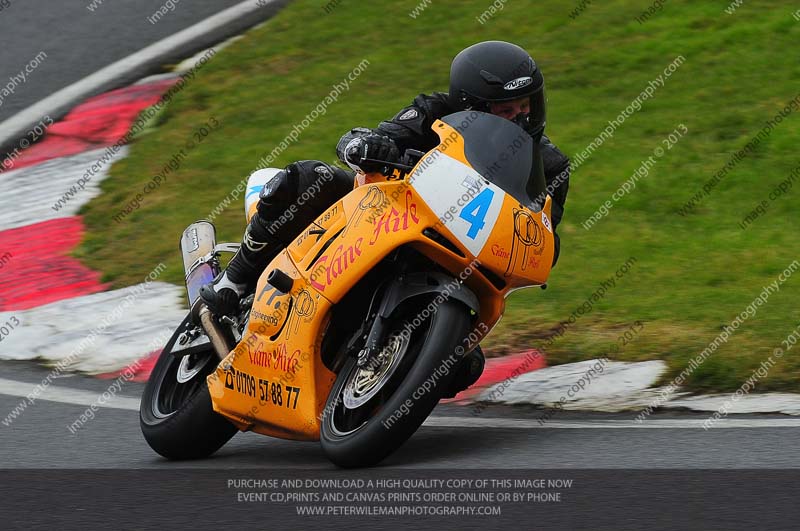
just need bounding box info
[410,154,506,256]
[541,211,552,233]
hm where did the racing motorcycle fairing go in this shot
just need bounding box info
[207,111,554,440]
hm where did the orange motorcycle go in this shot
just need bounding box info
[140,111,555,467]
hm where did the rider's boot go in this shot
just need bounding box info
[442,345,486,398]
[199,218,281,317]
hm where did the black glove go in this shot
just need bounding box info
[344,133,400,173]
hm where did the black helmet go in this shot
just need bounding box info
[449,41,546,137]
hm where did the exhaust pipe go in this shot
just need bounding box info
[180,221,233,360]
[197,306,234,361]
[180,221,218,307]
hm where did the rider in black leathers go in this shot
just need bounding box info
[199,41,570,394]
[201,40,569,315]
[200,41,570,396]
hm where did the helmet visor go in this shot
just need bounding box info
[527,85,546,135]
[489,84,546,137]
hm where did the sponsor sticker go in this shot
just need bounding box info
[541,211,552,233]
[503,76,533,91]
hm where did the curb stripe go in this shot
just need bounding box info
[7,79,177,171]
[0,217,108,311]
[96,350,162,383]
[0,147,129,231]
[445,349,546,403]
[0,283,185,373]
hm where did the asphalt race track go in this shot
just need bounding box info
[0,0,255,123]
[4,361,800,529]
[2,361,798,469]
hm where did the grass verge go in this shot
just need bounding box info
[77,0,800,392]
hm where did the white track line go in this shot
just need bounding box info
[0,0,283,152]
[0,378,140,411]
[1,378,797,429]
[424,416,800,429]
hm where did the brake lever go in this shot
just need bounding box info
[360,157,414,172]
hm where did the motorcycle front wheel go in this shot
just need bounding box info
[320,298,471,468]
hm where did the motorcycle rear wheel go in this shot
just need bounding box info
[320,299,471,468]
[139,314,237,460]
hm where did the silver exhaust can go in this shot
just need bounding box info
[180,220,219,307]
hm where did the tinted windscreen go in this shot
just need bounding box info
[441,111,545,211]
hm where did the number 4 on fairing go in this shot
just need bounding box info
[459,188,495,239]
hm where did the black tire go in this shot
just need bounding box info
[320,299,471,468]
[140,314,237,460]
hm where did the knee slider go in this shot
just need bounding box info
[254,160,355,244]
[288,160,354,211]
[257,169,291,213]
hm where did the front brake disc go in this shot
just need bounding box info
[342,330,411,409]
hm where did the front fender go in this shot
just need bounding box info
[376,271,480,320]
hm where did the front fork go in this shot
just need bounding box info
[350,271,482,372]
